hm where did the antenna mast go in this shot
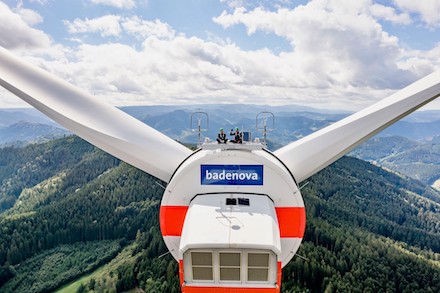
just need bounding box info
[256,111,275,146]
[190,111,209,147]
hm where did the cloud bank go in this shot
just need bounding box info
[1,0,440,110]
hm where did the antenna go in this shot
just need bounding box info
[256,111,275,146]
[190,111,209,147]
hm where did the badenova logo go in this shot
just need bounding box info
[201,164,263,185]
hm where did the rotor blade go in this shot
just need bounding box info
[0,47,192,182]
[274,70,440,183]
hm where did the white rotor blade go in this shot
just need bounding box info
[0,47,192,182]
[274,70,440,183]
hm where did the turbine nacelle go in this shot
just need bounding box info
[160,142,305,291]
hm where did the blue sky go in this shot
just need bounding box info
[1,0,440,110]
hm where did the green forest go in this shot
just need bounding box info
[0,135,439,292]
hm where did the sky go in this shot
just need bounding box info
[1,0,440,111]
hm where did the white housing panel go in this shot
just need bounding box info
[179,194,281,257]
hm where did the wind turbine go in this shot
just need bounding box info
[1,46,439,293]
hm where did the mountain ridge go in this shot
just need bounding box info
[2,105,440,190]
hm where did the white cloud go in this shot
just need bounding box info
[2,0,439,111]
[122,17,176,39]
[214,0,416,90]
[397,44,440,76]
[29,0,49,5]
[370,3,411,25]
[394,0,440,27]
[90,0,136,10]
[17,7,44,26]
[27,32,394,111]
[220,0,245,9]
[64,15,123,37]
[0,2,51,49]
[64,15,176,40]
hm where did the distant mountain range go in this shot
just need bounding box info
[1,105,440,188]
[0,108,57,127]
[0,121,69,147]
[0,105,344,147]
[0,108,69,146]
[2,105,440,145]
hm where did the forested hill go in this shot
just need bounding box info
[0,136,439,292]
[350,135,440,188]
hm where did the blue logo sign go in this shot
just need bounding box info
[201,164,263,185]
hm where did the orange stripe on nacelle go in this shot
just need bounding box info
[160,206,189,236]
[275,207,306,238]
[277,261,282,287]
[179,259,185,288]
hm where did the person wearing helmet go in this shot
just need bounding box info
[217,128,228,143]
[230,127,242,143]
